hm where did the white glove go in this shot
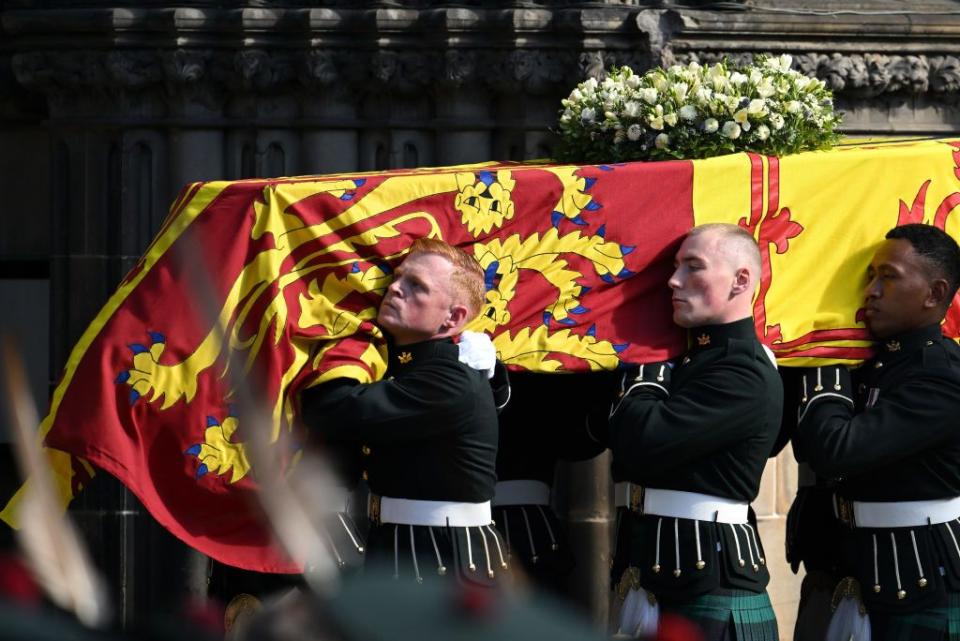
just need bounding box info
[457,331,497,379]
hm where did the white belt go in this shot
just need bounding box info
[493,480,551,506]
[368,495,492,527]
[618,486,749,524]
[836,495,960,528]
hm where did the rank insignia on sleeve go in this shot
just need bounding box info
[398,351,413,364]
[696,333,711,346]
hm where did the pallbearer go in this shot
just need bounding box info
[794,224,960,640]
[609,223,782,640]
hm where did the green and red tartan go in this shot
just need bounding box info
[660,588,778,641]
[869,593,960,641]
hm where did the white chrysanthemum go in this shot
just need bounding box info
[756,124,770,141]
[581,107,596,123]
[627,123,643,141]
[679,104,698,121]
[703,118,719,133]
[664,112,678,127]
[655,133,670,149]
[640,88,659,104]
[730,72,748,85]
[721,121,742,139]
[770,113,785,130]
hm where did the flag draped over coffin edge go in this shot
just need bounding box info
[6,137,960,572]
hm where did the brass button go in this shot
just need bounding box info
[361,470,369,481]
[361,445,371,456]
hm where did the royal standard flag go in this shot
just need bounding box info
[8,138,960,572]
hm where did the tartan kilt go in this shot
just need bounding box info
[660,588,779,641]
[869,592,960,641]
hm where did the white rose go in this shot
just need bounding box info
[688,61,702,72]
[570,88,583,102]
[730,72,748,85]
[757,79,776,98]
[756,124,770,141]
[747,99,767,115]
[770,113,785,130]
[664,112,678,127]
[785,100,801,113]
[796,75,812,90]
[648,115,664,131]
[694,87,713,103]
[734,108,750,124]
[721,121,742,139]
[703,118,719,134]
[671,82,689,101]
[640,88,659,104]
[652,74,668,92]
[627,123,643,141]
[583,77,598,91]
[655,133,670,149]
[604,111,618,121]
[679,104,698,121]
[623,101,641,118]
[626,74,642,89]
[778,54,793,71]
[749,70,763,85]
[602,77,616,90]
[581,107,596,123]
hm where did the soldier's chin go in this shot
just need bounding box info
[672,310,696,329]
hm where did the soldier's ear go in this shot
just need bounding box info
[439,304,469,334]
[730,267,752,296]
[926,277,950,310]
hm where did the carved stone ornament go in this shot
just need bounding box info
[668,51,960,98]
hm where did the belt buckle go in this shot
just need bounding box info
[369,494,382,525]
[835,495,855,528]
[630,485,644,513]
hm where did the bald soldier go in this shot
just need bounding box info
[608,223,783,640]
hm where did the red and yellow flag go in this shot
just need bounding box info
[7,138,960,572]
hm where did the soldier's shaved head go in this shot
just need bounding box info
[686,223,762,291]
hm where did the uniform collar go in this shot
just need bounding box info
[877,324,943,357]
[387,338,458,374]
[687,317,757,354]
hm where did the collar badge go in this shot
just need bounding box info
[398,351,413,364]
[696,333,711,346]
[885,340,901,352]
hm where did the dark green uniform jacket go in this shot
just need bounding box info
[300,337,507,587]
[794,324,960,612]
[609,317,783,602]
